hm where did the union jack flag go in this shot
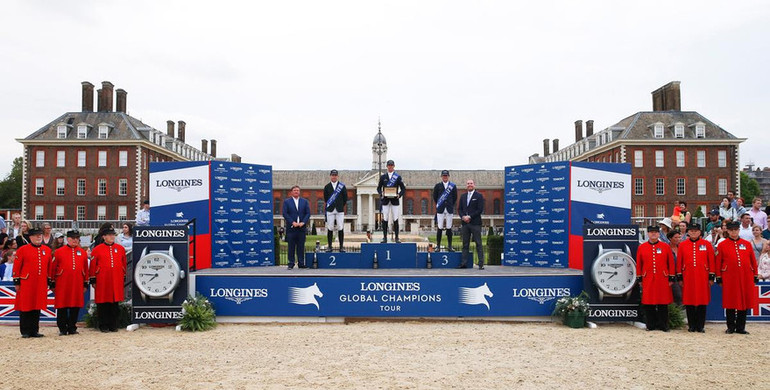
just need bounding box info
[750,284,770,317]
[0,284,57,322]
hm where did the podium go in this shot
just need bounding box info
[305,243,467,269]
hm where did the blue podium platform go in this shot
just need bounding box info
[305,243,465,269]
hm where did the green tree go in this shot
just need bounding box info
[0,157,22,208]
[740,171,761,203]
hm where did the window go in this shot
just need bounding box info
[77,179,86,196]
[655,178,665,196]
[718,178,727,196]
[36,150,45,167]
[696,150,706,167]
[35,178,44,195]
[98,125,110,139]
[316,200,324,214]
[675,150,685,167]
[77,151,86,167]
[273,199,281,214]
[98,151,107,167]
[697,178,707,195]
[634,150,643,167]
[118,206,128,221]
[346,199,354,214]
[421,199,428,215]
[35,205,44,220]
[97,206,107,220]
[57,125,68,139]
[653,123,664,138]
[634,178,644,195]
[656,205,666,218]
[98,179,107,196]
[493,199,501,215]
[718,150,727,168]
[119,179,128,196]
[56,178,65,196]
[674,123,684,138]
[55,205,65,220]
[405,199,414,215]
[676,178,686,196]
[119,150,128,167]
[56,150,65,167]
[655,150,664,167]
[77,125,88,139]
[695,123,705,138]
[634,205,645,218]
[77,205,86,220]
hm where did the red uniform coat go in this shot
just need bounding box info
[89,243,126,304]
[716,238,758,310]
[636,240,675,305]
[676,238,715,306]
[51,244,88,308]
[12,244,52,311]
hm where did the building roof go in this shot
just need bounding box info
[615,111,738,140]
[22,111,151,141]
[273,169,504,189]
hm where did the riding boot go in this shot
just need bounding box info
[446,229,453,251]
[338,230,344,249]
[393,220,400,242]
[436,229,443,250]
[327,230,334,249]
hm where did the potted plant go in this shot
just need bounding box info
[552,291,590,328]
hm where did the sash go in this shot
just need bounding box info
[326,182,345,209]
[386,172,400,187]
[436,182,455,210]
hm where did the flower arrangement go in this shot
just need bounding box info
[179,293,217,332]
[83,300,133,329]
[552,291,590,328]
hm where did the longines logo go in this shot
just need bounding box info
[576,180,625,193]
[155,178,204,192]
[259,169,270,174]
[512,288,571,304]
[536,177,549,182]
[209,287,268,304]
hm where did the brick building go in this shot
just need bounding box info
[17,81,216,222]
[529,81,745,219]
[273,124,505,232]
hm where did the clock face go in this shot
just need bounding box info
[591,251,636,296]
[134,252,181,298]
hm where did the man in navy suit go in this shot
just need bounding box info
[282,185,311,269]
[457,179,485,269]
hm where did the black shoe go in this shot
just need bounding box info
[725,329,735,334]
[661,328,670,332]
[69,330,79,335]
[456,264,467,269]
[31,333,44,338]
[21,334,30,339]
[395,239,401,243]
[448,248,455,252]
[646,326,656,331]
[298,264,308,269]
[339,248,346,253]
[688,328,695,332]
[381,239,387,243]
[110,328,118,332]
[325,248,332,253]
[697,329,705,333]
[59,331,68,336]
[100,329,110,333]
[736,330,750,335]
[478,265,485,270]
[287,265,294,270]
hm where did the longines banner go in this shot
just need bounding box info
[132,227,189,323]
[195,275,584,317]
[503,162,631,269]
[150,161,274,270]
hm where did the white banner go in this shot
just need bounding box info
[570,166,631,209]
[149,165,210,207]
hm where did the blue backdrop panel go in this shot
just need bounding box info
[360,243,418,269]
[504,162,570,268]
[197,274,584,317]
[210,161,274,268]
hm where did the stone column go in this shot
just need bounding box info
[368,195,374,230]
[357,193,362,230]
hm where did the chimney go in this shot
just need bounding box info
[100,81,114,112]
[552,139,559,153]
[96,88,103,111]
[543,139,550,157]
[201,139,208,154]
[574,120,583,142]
[231,154,241,163]
[210,139,217,158]
[651,81,681,111]
[115,89,127,113]
[586,120,594,137]
[166,120,175,138]
[81,82,94,112]
[177,121,186,142]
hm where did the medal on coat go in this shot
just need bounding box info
[739,244,746,250]
[655,248,662,254]
[699,245,706,251]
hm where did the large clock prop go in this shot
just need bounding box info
[582,225,642,321]
[132,226,190,324]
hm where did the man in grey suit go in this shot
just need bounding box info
[457,179,485,269]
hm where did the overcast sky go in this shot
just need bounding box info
[1,1,769,179]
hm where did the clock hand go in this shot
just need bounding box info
[148,274,159,282]
[139,273,157,276]
[606,272,618,280]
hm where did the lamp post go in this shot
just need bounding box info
[375,119,383,231]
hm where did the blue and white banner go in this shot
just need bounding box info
[196,274,583,317]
